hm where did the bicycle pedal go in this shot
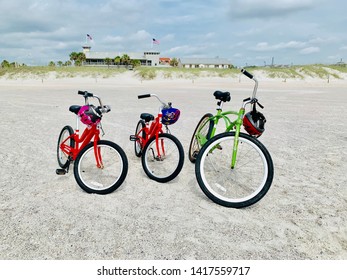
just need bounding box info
[56,169,67,175]
[129,135,138,141]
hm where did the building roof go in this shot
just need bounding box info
[85,52,150,60]
[85,52,142,60]
[179,57,231,65]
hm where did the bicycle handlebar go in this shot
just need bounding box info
[239,69,261,109]
[241,69,254,79]
[138,94,151,99]
[78,90,111,114]
[78,90,93,97]
[138,93,171,109]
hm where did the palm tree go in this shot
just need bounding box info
[1,60,10,68]
[170,58,179,67]
[104,57,112,68]
[114,56,121,67]
[69,52,86,66]
[131,59,141,67]
[69,52,78,63]
[121,54,131,66]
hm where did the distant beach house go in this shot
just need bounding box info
[82,46,160,67]
[159,57,171,65]
[178,57,232,69]
[80,45,232,68]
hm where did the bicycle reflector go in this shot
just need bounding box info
[78,105,101,126]
[243,110,266,137]
[161,108,180,125]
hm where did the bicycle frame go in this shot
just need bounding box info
[136,113,167,157]
[60,123,100,158]
[59,93,109,169]
[196,70,259,169]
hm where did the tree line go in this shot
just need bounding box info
[1,53,180,68]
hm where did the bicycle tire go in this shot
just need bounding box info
[141,133,184,183]
[74,140,128,194]
[188,113,214,163]
[195,132,274,208]
[57,125,75,168]
[134,120,146,157]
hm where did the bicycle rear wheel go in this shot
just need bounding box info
[188,113,214,163]
[142,133,184,183]
[57,125,75,168]
[134,120,146,157]
[74,140,128,194]
[195,132,273,208]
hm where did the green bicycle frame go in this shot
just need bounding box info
[196,107,247,169]
[195,69,259,169]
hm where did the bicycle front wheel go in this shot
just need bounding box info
[142,133,184,183]
[74,140,128,194]
[188,113,214,163]
[195,132,273,208]
[57,125,75,168]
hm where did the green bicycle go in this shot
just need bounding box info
[189,69,274,208]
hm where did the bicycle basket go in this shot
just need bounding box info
[78,105,101,126]
[161,107,180,125]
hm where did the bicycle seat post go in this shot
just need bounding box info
[217,100,224,111]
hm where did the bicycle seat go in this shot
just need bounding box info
[213,91,231,102]
[69,105,81,115]
[140,113,155,122]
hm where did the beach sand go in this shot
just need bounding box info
[0,72,346,259]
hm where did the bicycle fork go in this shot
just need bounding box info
[150,135,165,161]
[230,108,246,169]
[94,141,104,169]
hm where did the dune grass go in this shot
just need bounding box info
[1,64,346,81]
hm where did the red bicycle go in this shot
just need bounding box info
[130,94,184,183]
[56,90,128,194]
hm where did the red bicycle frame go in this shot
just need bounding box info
[60,124,104,168]
[136,112,166,158]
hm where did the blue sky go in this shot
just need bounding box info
[1,0,346,66]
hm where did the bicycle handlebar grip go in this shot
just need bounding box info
[103,105,111,113]
[138,94,151,99]
[241,69,254,79]
[78,90,93,97]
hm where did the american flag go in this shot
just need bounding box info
[87,34,93,40]
[152,38,160,45]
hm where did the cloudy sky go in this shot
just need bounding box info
[1,0,346,66]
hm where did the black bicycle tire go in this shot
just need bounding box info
[195,132,274,208]
[57,125,75,168]
[141,133,184,183]
[74,140,128,194]
[188,113,214,163]
[134,120,146,157]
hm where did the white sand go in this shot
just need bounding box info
[0,72,346,260]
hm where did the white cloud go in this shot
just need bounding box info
[0,0,345,65]
[252,41,306,51]
[300,47,320,54]
[228,0,315,19]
